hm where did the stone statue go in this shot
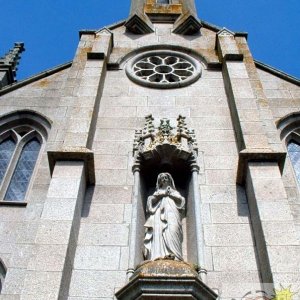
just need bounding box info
[143,173,185,261]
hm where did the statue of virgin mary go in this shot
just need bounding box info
[143,173,185,261]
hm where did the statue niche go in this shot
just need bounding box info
[144,172,185,261]
[128,114,207,283]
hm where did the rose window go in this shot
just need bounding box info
[126,50,202,88]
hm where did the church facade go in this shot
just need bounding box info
[0,0,299,299]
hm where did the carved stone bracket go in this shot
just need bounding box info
[133,115,198,169]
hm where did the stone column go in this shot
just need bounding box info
[127,165,144,278]
[21,161,86,299]
[246,162,300,291]
[18,26,114,300]
[217,29,300,291]
[190,165,207,282]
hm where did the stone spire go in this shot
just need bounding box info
[126,0,201,35]
[0,42,25,89]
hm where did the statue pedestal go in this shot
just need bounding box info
[116,259,217,300]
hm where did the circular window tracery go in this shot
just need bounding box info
[126,50,202,89]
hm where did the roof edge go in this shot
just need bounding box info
[0,61,72,97]
[255,60,300,86]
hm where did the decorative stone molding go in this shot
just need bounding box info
[133,114,198,167]
[126,50,201,88]
[48,147,95,185]
[116,259,217,300]
[173,13,202,35]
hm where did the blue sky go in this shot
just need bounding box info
[1,0,299,80]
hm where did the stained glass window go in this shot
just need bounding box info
[4,138,41,201]
[287,140,300,185]
[0,138,16,185]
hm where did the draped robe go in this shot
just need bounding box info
[143,178,185,261]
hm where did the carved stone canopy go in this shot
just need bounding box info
[133,115,198,169]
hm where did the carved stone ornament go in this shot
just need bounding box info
[133,115,198,167]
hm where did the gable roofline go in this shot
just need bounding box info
[0,61,72,96]
[255,60,300,86]
[1,19,298,96]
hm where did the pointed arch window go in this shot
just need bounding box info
[0,126,43,203]
[287,139,300,185]
[0,260,6,294]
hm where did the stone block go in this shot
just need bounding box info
[123,204,132,224]
[35,221,72,245]
[201,185,247,204]
[129,86,188,97]
[148,96,175,106]
[257,202,293,222]
[226,62,249,79]
[268,246,300,272]
[1,222,39,244]
[27,244,68,272]
[196,129,236,142]
[96,169,127,186]
[212,247,258,271]
[22,271,61,297]
[67,118,91,133]
[207,271,261,299]
[250,178,287,201]
[176,96,228,107]
[52,161,85,178]
[34,168,51,185]
[93,141,132,156]
[47,178,82,199]
[136,106,190,118]
[201,142,238,156]
[191,117,233,130]
[97,118,143,130]
[63,132,89,147]
[1,268,26,295]
[102,85,129,97]
[78,223,129,246]
[69,270,126,298]
[74,246,120,270]
[95,129,134,142]
[94,155,128,170]
[9,244,35,269]
[190,106,231,117]
[210,203,250,223]
[101,96,147,107]
[243,134,270,148]
[99,106,137,118]
[188,87,227,98]
[204,155,238,170]
[262,222,299,245]
[41,198,77,221]
[87,186,132,204]
[204,224,253,246]
[82,204,124,224]
[206,169,237,185]
[264,89,292,99]
[119,247,129,271]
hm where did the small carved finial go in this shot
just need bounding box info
[0,42,25,74]
[0,42,25,88]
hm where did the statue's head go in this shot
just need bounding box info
[156,173,175,189]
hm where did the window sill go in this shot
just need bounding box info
[0,201,27,207]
